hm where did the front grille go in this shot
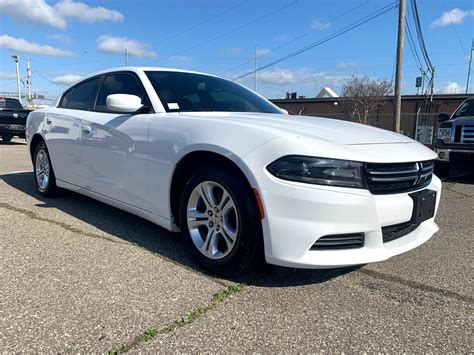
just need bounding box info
[365,160,434,194]
[311,233,365,250]
[382,221,419,243]
[461,125,474,143]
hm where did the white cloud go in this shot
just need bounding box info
[48,33,72,44]
[437,81,463,94]
[0,72,17,80]
[54,0,123,23]
[221,47,242,55]
[310,18,331,30]
[96,35,157,58]
[170,55,192,62]
[256,48,272,58]
[431,8,474,27]
[258,69,298,86]
[337,62,358,69]
[256,68,348,88]
[0,35,75,57]
[0,0,66,28]
[0,0,123,28]
[52,74,84,86]
[273,33,289,42]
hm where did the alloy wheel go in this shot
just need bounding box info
[186,181,239,260]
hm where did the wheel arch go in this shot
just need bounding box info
[29,133,45,162]
[169,149,260,228]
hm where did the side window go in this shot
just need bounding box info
[67,78,100,110]
[95,73,146,112]
[59,89,74,108]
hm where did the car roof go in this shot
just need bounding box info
[87,66,214,78]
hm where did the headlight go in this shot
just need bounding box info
[266,156,365,188]
[437,127,452,144]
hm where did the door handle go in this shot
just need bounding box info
[82,125,91,134]
[46,117,52,124]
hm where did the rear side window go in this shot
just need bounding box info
[95,73,146,112]
[59,89,74,108]
[65,78,100,110]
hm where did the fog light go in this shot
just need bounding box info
[438,151,446,160]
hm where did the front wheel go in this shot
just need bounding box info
[33,141,58,197]
[179,167,264,276]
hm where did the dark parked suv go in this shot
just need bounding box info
[434,98,474,177]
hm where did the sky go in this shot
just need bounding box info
[0,0,472,103]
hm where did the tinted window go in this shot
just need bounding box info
[0,98,23,110]
[145,71,281,114]
[67,78,100,110]
[95,73,146,112]
[453,99,474,118]
[59,89,74,108]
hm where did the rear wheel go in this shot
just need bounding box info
[179,167,263,276]
[33,141,58,197]
[2,136,12,142]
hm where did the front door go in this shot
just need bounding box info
[80,72,151,211]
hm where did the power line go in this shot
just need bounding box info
[410,0,433,71]
[34,0,249,68]
[219,0,369,76]
[405,19,424,71]
[233,1,397,80]
[34,70,67,88]
[140,0,249,51]
[442,0,468,60]
[140,0,297,66]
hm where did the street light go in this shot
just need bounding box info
[11,55,21,103]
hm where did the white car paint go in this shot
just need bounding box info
[26,67,441,269]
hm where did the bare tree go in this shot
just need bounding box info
[341,75,393,126]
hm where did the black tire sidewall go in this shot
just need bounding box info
[179,167,263,276]
[33,141,57,197]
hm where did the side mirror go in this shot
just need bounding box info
[438,113,450,122]
[106,94,143,113]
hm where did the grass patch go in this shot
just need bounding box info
[113,283,246,353]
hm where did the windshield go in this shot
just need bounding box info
[453,99,474,118]
[0,98,22,110]
[145,71,281,114]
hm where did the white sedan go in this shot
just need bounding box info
[26,67,441,275]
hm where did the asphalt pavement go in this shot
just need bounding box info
[0,139,472,352]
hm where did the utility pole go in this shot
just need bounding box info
[466,40,473,94]
[254,46,257,92]
[125,48,128,67]
[393,0,406,133]
[11,55,21,103]
[27,57,32,108]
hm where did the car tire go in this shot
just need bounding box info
[33,141,58,197]
[179,166,264,276]
[434,163,450,179]
[2,136,12,142]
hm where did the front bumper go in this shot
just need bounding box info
[259,173,441,269]
[435,147,474,168]
[0,123,26,137]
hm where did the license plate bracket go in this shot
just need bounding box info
[409,189,437,225]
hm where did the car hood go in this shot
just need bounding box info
[177,112,414,145]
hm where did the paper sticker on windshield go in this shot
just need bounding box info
[167,103,179,110]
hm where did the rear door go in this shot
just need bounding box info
[44,77,100,186]
[80,71,152,211]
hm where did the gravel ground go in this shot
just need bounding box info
[0,139,472,352]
